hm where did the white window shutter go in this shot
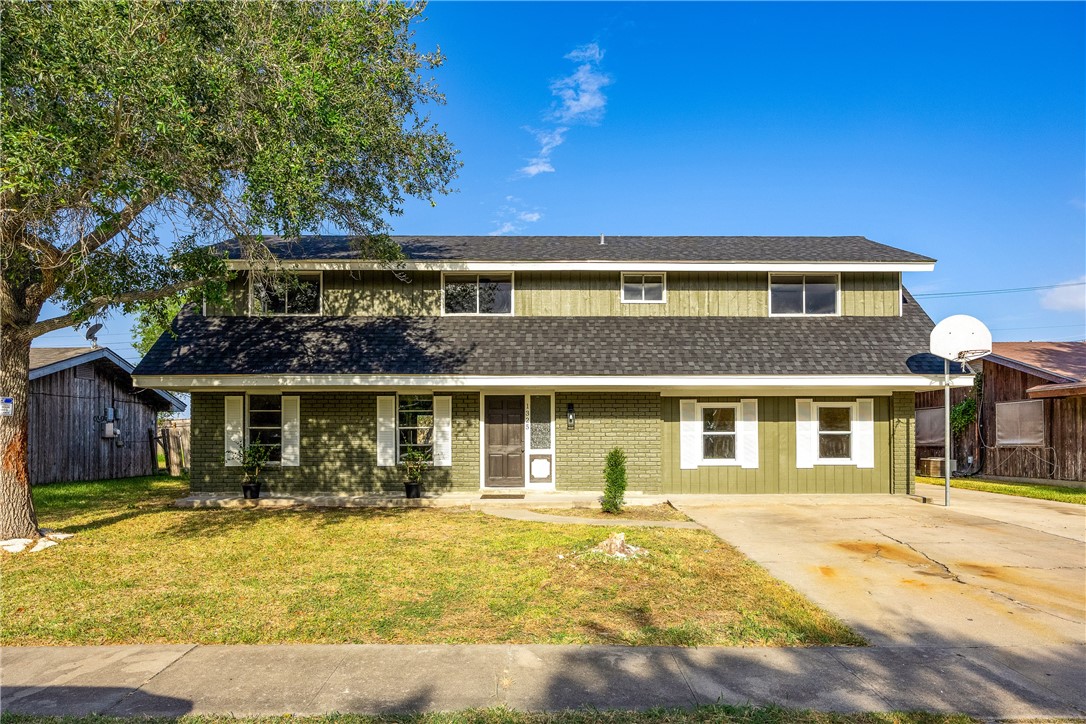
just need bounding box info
[433,396,452,467]
[796,399,815,469]
[739,398,759,469]
[854,398,875,469]
[679,399,699,470]
[281,396,300,467]
[224,396,244,466]
[376,396,396,467]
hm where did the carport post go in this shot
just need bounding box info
[944,359,951,507]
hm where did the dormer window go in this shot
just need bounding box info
[252,272,322,315]
[621,273,666,303]
[443,274,513,315]
[770,274,838,316]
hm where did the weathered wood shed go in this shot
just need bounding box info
[916,341,1085,483]
[29,347,185,485]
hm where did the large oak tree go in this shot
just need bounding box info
[0,0,458,538]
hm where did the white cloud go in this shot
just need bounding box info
[565,42,603,64]
[516,42,611,177]
[488,205,544,235]
[487,222,518,237]
[550,61,612,125]
[1040,277,1086,312]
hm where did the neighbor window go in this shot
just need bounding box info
[247,394,283,463]
[770,274,838,315]
[398,395,434,461]
[816,404,852,461]
[916,408,945,446]
[621,273,666,303]
[995,400,1044,446]
[252,273,321,315]
[443,274,512,314]
[701,404,738,462]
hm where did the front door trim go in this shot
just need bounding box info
[479,391,557,491]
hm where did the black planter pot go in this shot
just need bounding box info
[242,481,262,499]
[404,482,422,499]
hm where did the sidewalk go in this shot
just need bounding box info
[2,642,1083,719]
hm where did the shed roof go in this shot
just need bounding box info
[987,342,1086,383]
[30,347,186,412]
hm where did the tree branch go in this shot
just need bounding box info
[23,279,204,339]
[63,190,159,260]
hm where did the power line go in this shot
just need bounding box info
[914,281,1085,299]
[989,323,1086,332]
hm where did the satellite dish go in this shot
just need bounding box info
[930,315,992,362]
[85,323,103,349]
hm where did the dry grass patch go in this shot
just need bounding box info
[1,476,861,648]
[530,504,691,522]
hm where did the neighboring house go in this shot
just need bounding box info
[29,347,186,485]
[916,341,1085,483]
[132,235,971,497]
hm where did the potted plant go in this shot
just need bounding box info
[227,443,272,499]
[400,448,430,499]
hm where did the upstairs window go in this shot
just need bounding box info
[252,272,322,315]
[443,274,513,315]
[770,274,838,316]
[247,394,283,463]
[621,273,666,303]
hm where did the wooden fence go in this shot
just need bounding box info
[155,419,191,476]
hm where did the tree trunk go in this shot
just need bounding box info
[0,332,39,539]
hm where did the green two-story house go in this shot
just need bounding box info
[132,235,972,497]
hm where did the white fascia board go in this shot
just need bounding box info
[225,260,936,273]
[132,373,974,392]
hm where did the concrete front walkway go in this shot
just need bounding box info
[2,642,1083,719]
[675,492,1086,648]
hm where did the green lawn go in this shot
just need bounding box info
[0,707,976,724]
[916,476,1086,505]
[530,504,691,522]
[1,476,860,648]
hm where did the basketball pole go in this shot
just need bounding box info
[944,358,951,507]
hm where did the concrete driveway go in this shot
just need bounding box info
[675,487,1086,647]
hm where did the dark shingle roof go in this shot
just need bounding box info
[219,235,934,264]
[135,291,950,379]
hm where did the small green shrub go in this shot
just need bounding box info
[601,447,628,514]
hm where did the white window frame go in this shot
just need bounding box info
[769,273,841,317]
[697,402,741,466]
[441,272,515,316]
[396,393,435,462]
[248,271,324,316]
[812,401,856,465]
[620,272,668,304]
[245,392,283,465]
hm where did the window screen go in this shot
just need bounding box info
[916,408,945,446]
[995,400,1044,446]
[248,394,282,462]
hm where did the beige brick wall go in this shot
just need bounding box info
[190,391,479,495]
[554,392,662,493]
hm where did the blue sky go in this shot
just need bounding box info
[36,1,1086,360]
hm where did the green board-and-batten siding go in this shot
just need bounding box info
[660,396,896,494]
[208,271,901,318]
